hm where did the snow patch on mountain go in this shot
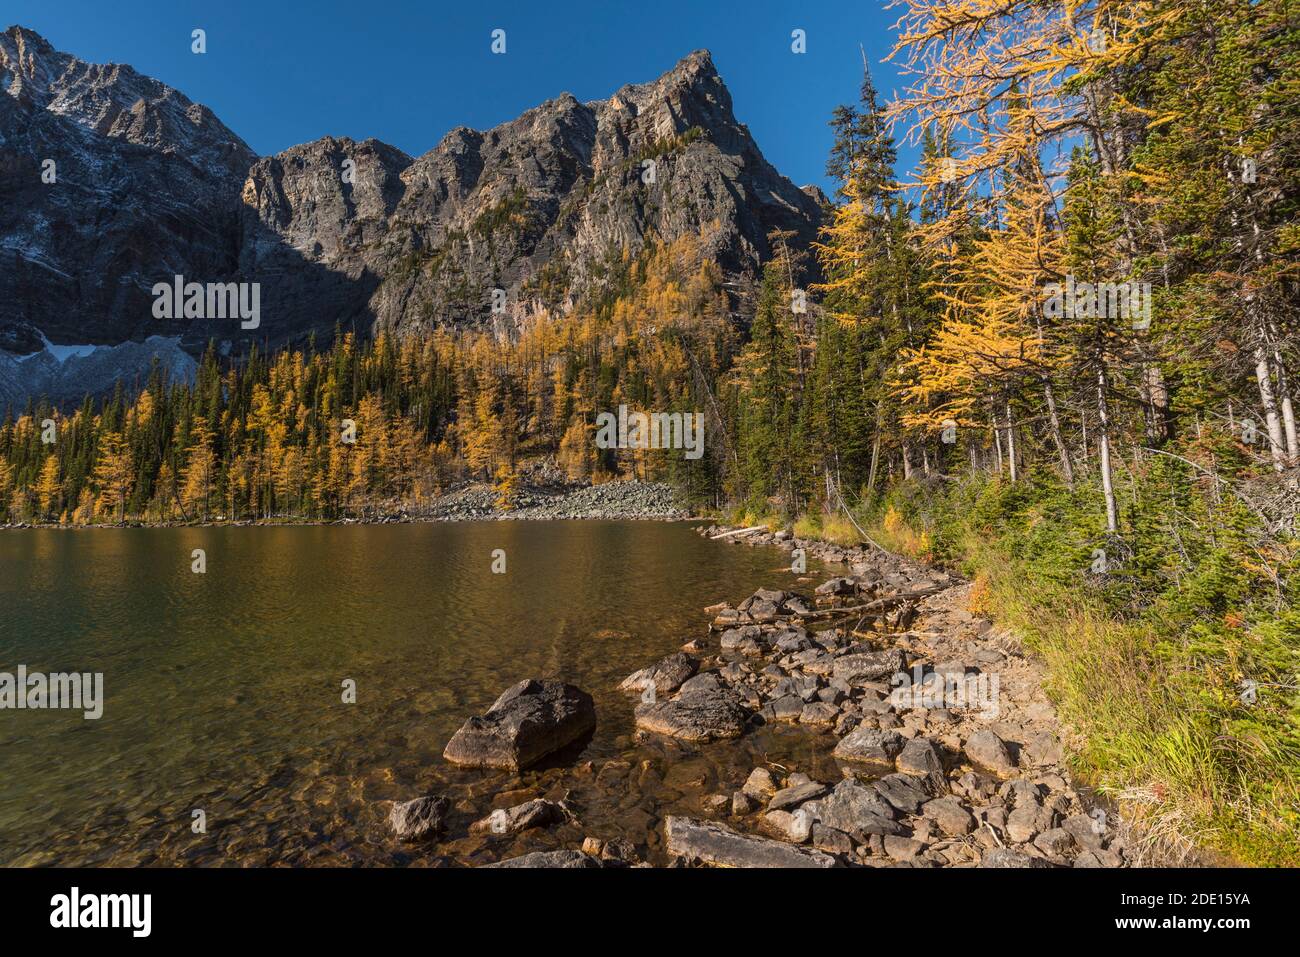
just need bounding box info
[0,334,196,411]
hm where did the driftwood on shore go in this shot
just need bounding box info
[709,525,770,540]
[795,585,949,622]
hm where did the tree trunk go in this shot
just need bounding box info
[1253,344,1287,472]
[866,405,882,495]
[1097,368,1118,533]
[993,411,1004,475]
[1142,365,1170,444]
[1042,378,1073,487]
[1004,400,1018,483]
[1282,389,1298,467]
[1272,343,1298,465]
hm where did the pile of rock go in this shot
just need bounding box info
[388,525,1127,869]
[387,678,612,865]
[421,480,686,521]
[626,538,1129,868]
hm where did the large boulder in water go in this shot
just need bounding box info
[635,673,750,742]
[443,679,596,770]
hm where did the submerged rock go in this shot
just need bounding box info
[635,679,750,742]
[619,652,699,696]
[389,794,451,842]
[742,767,778,799]
[443,679,596,770]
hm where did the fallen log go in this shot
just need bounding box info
[709,525,769,540]
[797,584,950,621]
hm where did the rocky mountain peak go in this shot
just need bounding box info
[1,27,821,406]
[0,25,58,99]
[1,24,253,179]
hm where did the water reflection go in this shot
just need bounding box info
[0,521,824,866]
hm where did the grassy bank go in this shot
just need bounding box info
[732,465,1300,866]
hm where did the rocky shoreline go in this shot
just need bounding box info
[390,522,1134,868]
[416,479,687,522]
[0,479,690,531]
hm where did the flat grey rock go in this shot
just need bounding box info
[482,850,601,868]
[664,816,838,868]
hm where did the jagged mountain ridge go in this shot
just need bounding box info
[0,25,822,404]
[239,49,823,340]
[0,26,255,355]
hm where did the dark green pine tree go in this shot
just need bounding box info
[735,259,800,511]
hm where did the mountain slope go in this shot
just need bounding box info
[239,49,823,340]
[0,26,821,404]
[0,25,255,352]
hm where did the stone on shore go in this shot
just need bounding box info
[762,694,805,722]
[763,808,814,843]
[1024,731,1065,767]
[1006,804,1046,844]
[832,726,904,766]
[737,588,812,623]
[832,648,907,685]
[964,729,1017,777]
[1033,827,1078,859]
[980,848,1053,868]
[767,781,830,812]
[388,794,451,842]
[1062,812,1106,851]
[814,577,857,597]
[720,625,764,651]
[896,736,947,791]
[921,796,975,836]
[664,816,838,868]
[798,701,840,726]
[443,679,596,770]
[816,779,904,840]
[872,772,933,814]
[883,835,925,862]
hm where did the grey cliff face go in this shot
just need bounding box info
[0,28,820,403]
[0,25,255,352]
[239,48,822,342]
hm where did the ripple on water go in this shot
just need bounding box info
[0,520,826,866]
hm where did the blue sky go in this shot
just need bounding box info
[5,0,917,194]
